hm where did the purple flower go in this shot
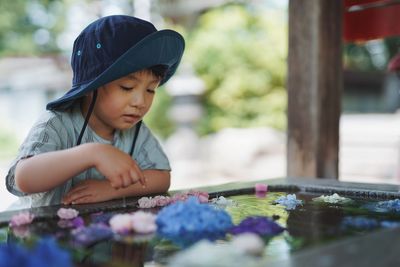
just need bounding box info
[156,197,233,247]
[57,208,79,220]
[229,216,285,236]
[71,223,113,247]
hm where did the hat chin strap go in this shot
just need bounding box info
[76,90,142,158]
[76,90,98,146]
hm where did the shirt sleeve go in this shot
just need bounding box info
[5,112,65,196]
[134,123,171,171]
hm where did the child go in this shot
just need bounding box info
[5,15,185,208]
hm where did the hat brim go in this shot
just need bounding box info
[47,29,184,110]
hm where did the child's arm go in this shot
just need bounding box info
[62,170,170,204]
[15,143,145,193]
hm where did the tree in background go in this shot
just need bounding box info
[186,4,287,135]
[0,0,66,56]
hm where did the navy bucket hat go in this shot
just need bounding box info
[47,15,185,110]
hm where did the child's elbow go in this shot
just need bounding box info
[14,164,32,193]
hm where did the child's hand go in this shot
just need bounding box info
[92,144,146,189]
[62,179,116,204]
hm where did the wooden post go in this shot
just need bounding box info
[287,0,343,179]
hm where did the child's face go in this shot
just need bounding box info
[83,70,160,139]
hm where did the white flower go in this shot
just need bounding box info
[109,214,133,234]
[131,211,157,234]
[138,197,157,208]
[313,193,352,204]
[231,233,264,256]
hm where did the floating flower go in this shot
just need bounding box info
[138,197,157,208]
[210,196,236,208]
[156,197,233,247]
[375,199,400,212]
[186,190,209,203]
[229,216,284,237]
[71,223,113,247]
[169,240,261,267]
[109,214,133,234]
[230,233,265,256]
[154,195,171,207]
[312,193,352,204]
[9,212,34,227]
[0,237,73,267]
[57,208,79,220]
[131,211,157,234]
[274,194,302,210]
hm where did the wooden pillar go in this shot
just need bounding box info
[287,0,343,179]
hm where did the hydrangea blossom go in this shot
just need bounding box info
[312,193,352,204]
[230,233,265,256]
[138,190,209,209]
[210,196,236,209]
[229,216,284,237]
[169,240,261,267]
[109,211,157,234]
[274,194,303,210]
[57,208,79,220]
[71,223,113,247]
[131,211,157,234]
[376,199,400,212]
[0,237,72,267]
[9,212,34,227]
[109,214,133,234]
[156,197,233,247]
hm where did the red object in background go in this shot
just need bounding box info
[388,53,400,71]
[344,0,400,42]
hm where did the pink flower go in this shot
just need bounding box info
[109,214,133,234]
[57,208,79,220]
[11,225,31,238]
[9,212,34,227]
[131,211,157,234]
[138,197,157,208]
[188,190,210,203]
[171,193,188,203]
[255,183,268,193]
[154,195,171,207]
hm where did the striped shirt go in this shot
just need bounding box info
[5,105,170,208]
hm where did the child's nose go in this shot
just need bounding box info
[130,91,145,108]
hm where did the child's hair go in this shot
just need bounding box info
[147,65,168,81]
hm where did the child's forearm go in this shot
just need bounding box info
[112,170,171,198]
[15,143,97,193]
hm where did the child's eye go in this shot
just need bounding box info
[120,86,133,91]
[147,89,156,94]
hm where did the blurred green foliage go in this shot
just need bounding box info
[0,126,18,159]
[185,5,288,135]
[0,0,65,56]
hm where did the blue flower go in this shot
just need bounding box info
[376,199,400,212]
[229,216,285,236]
[156,197,233,247]
[0,237,72,267]
[274,194,302,210]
